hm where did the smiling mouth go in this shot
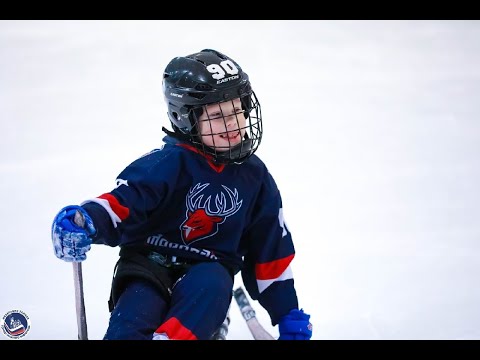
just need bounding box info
[220,131,240,140]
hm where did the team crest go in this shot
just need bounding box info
[180,183,242,244]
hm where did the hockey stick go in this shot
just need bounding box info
[233,287,275,340]
[72,262,88,340]
[210,309,230,340]
[72,211,88,340]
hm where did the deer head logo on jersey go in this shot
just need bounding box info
[180,183,243,244]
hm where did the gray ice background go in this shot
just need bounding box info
[1,20,479,340]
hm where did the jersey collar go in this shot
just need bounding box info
[176,143,226,173]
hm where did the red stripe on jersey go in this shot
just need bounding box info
[255,254,295,280]
[155,317,197,340]
[97,193,130,220]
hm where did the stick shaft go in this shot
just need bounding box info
[210,309,230,340]
[72,262,88,340]
[233,287,275,340]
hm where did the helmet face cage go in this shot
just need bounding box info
[162,49,263,164]
[189,91,262,164]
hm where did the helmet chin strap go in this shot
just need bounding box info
[162,126,191,142]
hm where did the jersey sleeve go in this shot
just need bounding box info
[80,148,174,247]
[241,168,299,326]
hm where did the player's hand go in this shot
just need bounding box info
[51,205,96,262]
[278,308,312,340]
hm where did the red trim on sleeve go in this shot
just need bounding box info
[255,254,295,280]
[98,193,130,220]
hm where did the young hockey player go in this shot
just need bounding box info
[51,49,312,340]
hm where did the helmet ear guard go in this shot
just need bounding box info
[167,107,204,136]
[162,49,262,164]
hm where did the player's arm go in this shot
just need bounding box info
[51,150,172,261]
[241,170,312,340]
[80,170,168,247]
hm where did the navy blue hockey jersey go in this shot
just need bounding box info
[81,135,299,325]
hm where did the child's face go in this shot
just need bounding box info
[197,98,246,152]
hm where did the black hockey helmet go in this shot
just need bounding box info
[162,49,262,164]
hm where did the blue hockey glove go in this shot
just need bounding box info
[278,308,312,340]
[51,205,96,262]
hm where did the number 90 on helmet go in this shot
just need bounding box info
[162,49,263,165]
